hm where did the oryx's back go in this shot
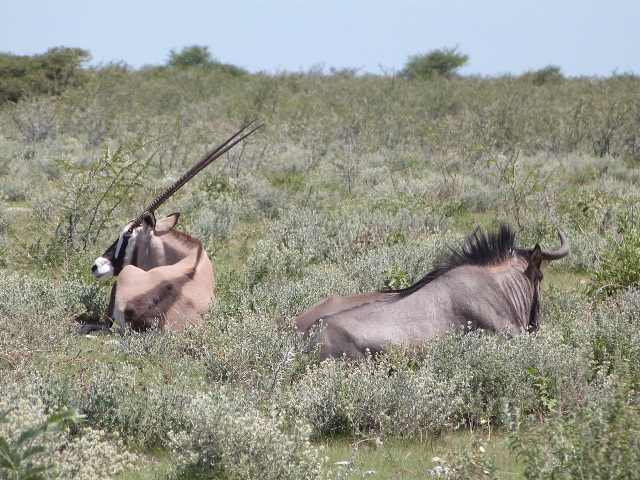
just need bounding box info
[113,225,215,331]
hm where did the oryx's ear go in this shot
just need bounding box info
[142,211,156,234]
[155,213,180,232]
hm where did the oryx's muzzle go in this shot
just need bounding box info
[92,257,114,281]
[92,222,134,281]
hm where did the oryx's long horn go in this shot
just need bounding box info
[524,228,570,261]
[131,121,264,226]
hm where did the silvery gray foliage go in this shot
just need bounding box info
[0,383,139,480]
[2,67,640,478]
[0,274,92,358]
[170,387,328,480]
[245,232,457,318]
[25,358,206,453]
[276,325,591,438]
[242,201,453,300]
[0,207,9,255]
[282,358,463,437]
[10,96,61,142]
[265,203,443,266]
[416,329,590,427]
[179,192,255,258]
[510,378,640,480]
[200,310,314,393]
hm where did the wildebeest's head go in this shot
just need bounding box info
[420,224,569,332]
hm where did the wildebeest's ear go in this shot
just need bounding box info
[529,244,543,270]
[142,211,157,234]
[155,213,180,232]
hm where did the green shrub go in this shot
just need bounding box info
[524,65,564,86]
[0,392,138,480]
[167,45,214,68]
[166,44,248,76]
[50,137,160,255]
[511,379,640,480]
[590,210,640,296]
[283,358,462,438]
[0,208,9,264]
[0,47,90,103]
[584,290,640,380]
[400,47,469,80]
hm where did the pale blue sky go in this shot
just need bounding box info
[2,0,638,77]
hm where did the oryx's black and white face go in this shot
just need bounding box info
[92,221,139,281]
[91,212,157,282]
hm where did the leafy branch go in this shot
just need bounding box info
[52,137,162,253]
[486,151,548,230]
[0,408,81,480]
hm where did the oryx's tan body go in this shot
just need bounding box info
[92,123,262,333]
[109,214,214,331]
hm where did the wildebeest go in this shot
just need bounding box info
[296,225,569,361]
[91,122,262,331]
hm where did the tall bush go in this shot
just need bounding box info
[511,380,640,480]
[170,388,327,480]
[166,45,213,68]
[50,138,160,255]
[590,209,640,296]
[400,47,469,80]
[0,47,90,103]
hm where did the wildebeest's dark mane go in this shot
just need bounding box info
[388,224,524,299]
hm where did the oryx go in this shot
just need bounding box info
[296,225,569,361]
[91,122,262,332]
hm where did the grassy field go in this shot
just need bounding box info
[1,63,640,479]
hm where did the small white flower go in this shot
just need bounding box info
[428,465,452,476]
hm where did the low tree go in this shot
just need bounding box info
[530,65,564,85]
[40,46,91,95]
[165,45,248,76]
[400,47,469,80]
[167,45,214,68]
[0,47,90,103]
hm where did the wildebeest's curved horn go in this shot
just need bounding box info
[524,228,570,261]
[462,224,481,254]
[131,121,264,226]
